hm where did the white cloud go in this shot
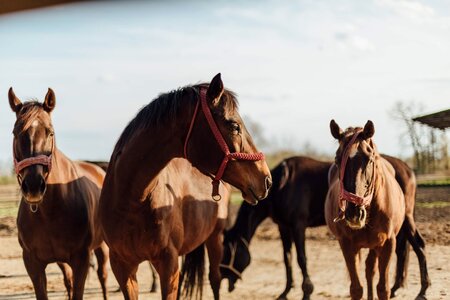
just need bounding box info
[376,0,434,20]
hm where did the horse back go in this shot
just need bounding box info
[271,156,332,227]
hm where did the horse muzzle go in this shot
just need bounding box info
[21,174,47,204]
[345,205,367,230]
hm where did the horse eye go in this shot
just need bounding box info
[231,123,241,134]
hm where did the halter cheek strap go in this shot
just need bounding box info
[219,237,249,279]
[184,88,265,201]
[334,129,375,221]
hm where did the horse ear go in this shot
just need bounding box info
[362,120,375,139]
[330,119,343,140]
[207,73,224,107]
[43,88,56,113]
[8,87,23,113]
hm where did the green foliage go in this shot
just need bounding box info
[417,178,450,187]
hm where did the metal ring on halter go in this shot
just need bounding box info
[29,204,38,213]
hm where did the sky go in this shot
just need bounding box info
[0,0,449,173]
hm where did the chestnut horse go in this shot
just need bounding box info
[99,73,272,300]
[9,88,109,300]
[325,120,405,300]
[221,155,429,299]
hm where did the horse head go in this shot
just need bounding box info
[185,73,272,204]
[9,88,56,206]
[220,229,251,292]
[330,119,378,229]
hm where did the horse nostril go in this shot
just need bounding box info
[265,176,272,191]
[359,208,366,221]
[21,180,29,195]
[39,177,46,194]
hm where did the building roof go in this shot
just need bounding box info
[0,0,78,15]
[413,109,450,130]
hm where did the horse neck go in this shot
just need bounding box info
[46,147,79,185]
[111,114,192,201]
[231,200,270,243]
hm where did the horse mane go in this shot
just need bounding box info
[111,83,238,157]
[13,101,51,135]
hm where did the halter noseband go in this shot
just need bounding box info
[13,136,55,213]
[334,129,375,222]
[184,88,265,201]
[219,237,249,279]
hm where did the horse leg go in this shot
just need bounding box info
[109,251,140,300]
[23,251,48,300]
[339,240,363,300]
[292,223,313,300]
[149,261,159,293]
[404,216,430,299]
[153,248,180,300]
[391,222,409,297]
[57,262,74,299]
[70,250,90,300]
[365,249,377,300]
[276,225,293,300]
[376,238,395,300]
[205,228,224,300]
[94,242,109,300]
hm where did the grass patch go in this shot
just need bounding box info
[230,191,243,205]
[0,206,18,218]
[416,201,450,208]
[417,177,450,187]
[0,176,15,185]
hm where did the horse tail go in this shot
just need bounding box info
[179,243,205,299]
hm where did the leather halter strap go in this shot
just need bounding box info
[219,237,249,279]
[337,130,374,213]
[13,137,54,175]
[184,88,265,201]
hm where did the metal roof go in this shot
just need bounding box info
[413,109,450,130]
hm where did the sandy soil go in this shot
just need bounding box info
[0,222,448,300]
[1,186,449,299]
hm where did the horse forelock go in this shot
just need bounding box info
[13,101,52,135]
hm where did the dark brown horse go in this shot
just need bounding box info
[9,88,109,300]
[99,73,272,300]
[325,120,405,300]
[221,154,429,299]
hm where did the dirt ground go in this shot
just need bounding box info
[1,195,449,299]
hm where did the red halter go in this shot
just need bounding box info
[337,129,374,213]
[184,88,265,200]
[13,138,54,176]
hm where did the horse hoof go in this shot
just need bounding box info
[415,295,427,300]
[302,277,314,296]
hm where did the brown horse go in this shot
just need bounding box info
[325,120,405,300]
[99,73,272,300]
[9,88,109,300]
[221,154,429,299]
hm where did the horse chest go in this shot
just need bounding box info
[17,206,90,262]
